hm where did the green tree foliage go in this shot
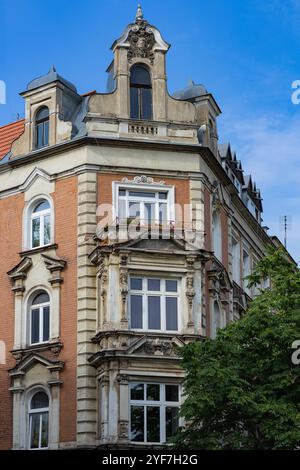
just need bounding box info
[175,248,300,449]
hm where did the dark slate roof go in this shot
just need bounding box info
[172,80,208,100]
[27,66,77,93]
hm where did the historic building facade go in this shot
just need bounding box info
[0,6,275,449]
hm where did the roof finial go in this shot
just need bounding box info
[136,4,143,21]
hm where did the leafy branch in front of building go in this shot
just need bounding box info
[175,247,300,450]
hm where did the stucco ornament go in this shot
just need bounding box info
[127,17,156,64]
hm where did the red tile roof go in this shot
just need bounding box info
[0,119,25,160]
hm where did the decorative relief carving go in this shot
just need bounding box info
[120,268,128,323]
[118,420,129,439]
[139,339,175,357]
[121,175,165,185]
[186,275,195,326]
[127,19,156,64]
[117,374,129,384]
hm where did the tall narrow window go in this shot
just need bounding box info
[29,391,49,449]
[242,249,251,296]
[35,106,49,149]
[30,291,50,345]
[31,199,51,248]
[130,65,152,120]
[212,301,221,339]
[212,210,222,261]
[232,237,241,284]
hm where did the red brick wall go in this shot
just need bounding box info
[0,192,24,450]
[220,207,229,268]
[53,177,77,443]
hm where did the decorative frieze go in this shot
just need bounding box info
[121,175,165,185]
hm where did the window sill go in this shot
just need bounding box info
[19,243,58,257]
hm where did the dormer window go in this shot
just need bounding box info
[130,65,152,120]
[35,106,49,149]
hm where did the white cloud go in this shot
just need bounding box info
[219,112,300,188]
[219,111,300,261]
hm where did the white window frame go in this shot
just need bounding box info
[24,195,54,250]
[211,300,225,339]
[112,181,175,225]
[242,247,251,296]
[231,235,241,285]
[129,276,181,333]
[129,382,180,445]
[29,292,51,346]
[28,391,49,450]
[212,210,222,261]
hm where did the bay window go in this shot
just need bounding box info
[130,383,180,444]
[129,277,179,332]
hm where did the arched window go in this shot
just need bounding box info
[31,199,51,248]
[35,106,49,149]
[212,210,222,261]
[130,65,152,120]
[212,301,221,339]
[29,391,49,449]
[30,291,50,345]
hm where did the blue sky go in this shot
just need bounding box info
[1,0,300,260]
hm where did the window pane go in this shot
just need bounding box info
[147,279,160,291]
[141,88,152,120]
[146,384,160,401]
[43,306,50,342]
[166,297,178,331]
[148,296,161,330]
[41,412,49,448]
[31,309,40,343]
[33,200,50,212]
[145,203,155,224]
[32,217,40,247]
[130,278,142,290]
[32,292,50,305]
[130,406,144,442]
[31,392,49,409]
[130,66,151,86]
[44,215,51,245]
[159,192,167,200]
[159,203,167,224]
[146,406,160,442]
[166,407,179,439]
[36,107,49,121]
[119,189,126,197]
[165,385,179,402]
[36,123,43,148]
[118,199,126,222]
[129,191,155,198]
[166,280,177,292]
[129,201,140,218]
[130,87,139,119]
[130,383,144,401]
[130,295,143,329]
[44,121,49,146]
[30,414,40,449]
